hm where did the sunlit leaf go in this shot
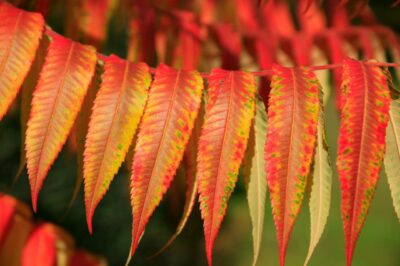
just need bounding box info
[130,64,203,256]
[197,69,256,266]
[337,58,390,266]
[265,64,319,266]
[84,55,151,233]
[26,30,96,211]
[0,2,44,120]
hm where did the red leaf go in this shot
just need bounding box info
[0,194,17,247]
[22,225,56,266]
[197,69,256,265]
[0,2,44,120]
[26,30,97,211]
[265,65,319,266]
[337,58,390,266]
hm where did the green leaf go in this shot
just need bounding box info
[304,84,332,265]
[244,97,267,266]
[384,98,400,221]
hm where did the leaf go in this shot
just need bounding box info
[243,98,268,266]
[336,58,390,266]
[0,194,17,247]
[0,2,44,120]
[22,224,73,266]
[15,34,50,182]
[130,64,203,256]
[265,65,319,266]
[197,69,256,266]
[171,11,202,70]
[26,30,97,211]
[384,98,400,221]
[84,55,151,233]
[22,225,56,266]
[304,83,332,265]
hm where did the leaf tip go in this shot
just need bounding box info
[86,210,94,234]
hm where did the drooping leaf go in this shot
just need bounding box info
[304,83,332,266]
[26,30,97,211]
[243,97,267,266]
[15,34,50,182]
[265,65,319,266]
[0,2,44,120]
[171,11,202,70]
[84,55,151,233]
[210,24,242,69]
[127,2,156,64]
[130,64,203,256]
[337,58,390,266]
[197,69,256,266]
[384,97,400,221]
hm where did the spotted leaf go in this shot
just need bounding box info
[337,58,390,266]
[265,64,319,266]
[198,69,256,266]
[84,55,151,233]
[130,64,203,256]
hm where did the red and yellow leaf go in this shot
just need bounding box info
[84,55,151,233]
[0,2,44,120]
[337,58,390,266]
[26,30,97,211]
[130,64,203,256]
[197,69,256,266]
[265,64,319,266]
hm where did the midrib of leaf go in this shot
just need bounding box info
[33,42,75,198]
[0,10,22,76]
[350,64,368,248]
[208,72,233,251]
[282,69,298,248]
[87,60,129,215]
[134,70,181,243]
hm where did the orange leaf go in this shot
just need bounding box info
[84,55,151,233]
[265,65,319,266]
[337,58,390,266]
[26,30,96,211]
[0,2,44,120]
[197,69,256,266]
[130,64,203,256]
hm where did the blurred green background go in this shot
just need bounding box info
[1,0,400,266]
